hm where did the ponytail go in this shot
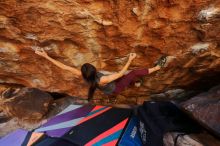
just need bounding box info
[88,81,98,101]
[81,63,98,101]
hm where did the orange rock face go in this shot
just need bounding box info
[0,0,219,103]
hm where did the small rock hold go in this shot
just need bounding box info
[102,20,113,26]
[132,7,141,16]
[95,19,113,26]
[0,15,8,28]
[24,33,38,40]
[164,56,176,67]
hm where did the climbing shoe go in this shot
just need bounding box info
[155,55,167,67]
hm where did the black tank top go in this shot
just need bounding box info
[96,72,116,95]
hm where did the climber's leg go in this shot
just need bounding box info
[148,65,161,74]
[113,55,168,94]
[113,69,149,94]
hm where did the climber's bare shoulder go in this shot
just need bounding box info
[99,72,122,85]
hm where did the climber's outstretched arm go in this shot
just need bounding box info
[35,49,81,77]
[99,53,136,85]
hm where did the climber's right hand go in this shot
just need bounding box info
[35,48,48,57]
[129,53,137,61]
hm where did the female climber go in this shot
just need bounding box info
[35,49,167,101]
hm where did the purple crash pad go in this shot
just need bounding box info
[0,129,28,146]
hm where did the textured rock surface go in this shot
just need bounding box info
[0,0,220,102]
[163,132,220,146]
[181,85,220,136]
[0,87,53,121]
[163,133,204,146]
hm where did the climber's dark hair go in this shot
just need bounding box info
[81,63,97,101]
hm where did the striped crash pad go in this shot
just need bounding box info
[0,105,131,146]
[62,106,131,146]
[0,129,29,146]
[35,104,94,137]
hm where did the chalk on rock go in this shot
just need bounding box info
[164,56,176,67]
[24,33,38,40]
[132,7,141,16]
[198,7,220,21]
[101,20,113,26]
[31,46,53,52]
[31,46,40,51]
[191,43,209,54]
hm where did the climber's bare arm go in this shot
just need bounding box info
[35,49,81,77]
[99,53,136,85]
